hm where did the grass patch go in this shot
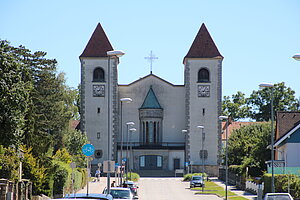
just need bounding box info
[193,181,247,199]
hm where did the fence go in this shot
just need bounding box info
[245,181,264,194]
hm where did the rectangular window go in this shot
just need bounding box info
[97,107,101,113]
[140,156,145,167]
[157,156,162,167]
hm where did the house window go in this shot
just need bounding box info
[93,67,105,82]
[142,121,160,144]
[140,156,145,167]
[198,68,209,82]
[157,156,162,167]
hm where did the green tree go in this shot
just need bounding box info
[227,122,271,176]
[0,40,32,147]
[222,91,251,121]
[247,82,299,121]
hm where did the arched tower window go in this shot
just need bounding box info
[198,68,209,82]
[93,67,105,82]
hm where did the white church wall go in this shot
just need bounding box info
[168,151,185,170]
[187,59,221,166]
[118,75,186,144]
[81,58,114,164]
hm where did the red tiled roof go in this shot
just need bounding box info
[184,23,222,61]
[80,23,113,57]
[276,111,300,141]
[69,120,80,130]
[221,121,265,140]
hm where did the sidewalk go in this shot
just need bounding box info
[210,177,257,200]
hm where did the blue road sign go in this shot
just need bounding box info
[82,144,95,156]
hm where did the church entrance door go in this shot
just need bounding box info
[139,155,163,170]
[173,158,180,170]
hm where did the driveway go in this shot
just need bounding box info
[138,177,222,200]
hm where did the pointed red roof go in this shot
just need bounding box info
[80,23,113,57]
[184,23,222,60]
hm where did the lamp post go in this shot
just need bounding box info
[129,128,137,180]
[106,50,125,194]
[197,125,205,192]
[182,130,188,173]
[259,82,275,193]
[120,98,132,185]
[126,122,134,181]
[292,53,300,61]
[219,116,229,200]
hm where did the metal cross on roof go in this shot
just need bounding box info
[144,50,158,74]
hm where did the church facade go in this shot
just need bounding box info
[79,23,223,176]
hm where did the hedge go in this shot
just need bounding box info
[262,173,300,198]
[52,161,87,197]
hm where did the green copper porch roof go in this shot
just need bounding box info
[140,87,162,109]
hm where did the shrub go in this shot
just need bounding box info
[262,173,300,199]
[124,172,140,182]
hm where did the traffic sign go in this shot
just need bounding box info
[103,160,115,173]
[185,162,189,167]
[82,144,95,156]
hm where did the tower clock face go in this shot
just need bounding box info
[198,85,210,97]
[93,85,105,97]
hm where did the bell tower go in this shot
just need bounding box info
[184,23,223,175]
[79,23,119,166]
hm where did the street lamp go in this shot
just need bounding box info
[126,122,134,181]
[219,116,229,200]
[259,82,275,193]
[292,53,300,61]
[197,125,205,192]
[129,127,137,180]
[107,50,125,194]
[120,98,132,185]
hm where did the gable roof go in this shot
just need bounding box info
[276,112,300,140]
[274,111,300,147]
[184,23,223,62]
[140,86,162,109]
[119,73,184,87]
[80,23,113,57]
[274,122,300,147]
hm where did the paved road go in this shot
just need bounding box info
[138,177,222,200]
[76,177,222,200]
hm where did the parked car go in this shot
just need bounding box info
[124,181,138,196]
[103,187,138,200]
[190,175,204,188]
[64,193,113,200]
[264,193,294,200]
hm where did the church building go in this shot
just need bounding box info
[79,23,223,176]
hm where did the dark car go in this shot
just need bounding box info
[190,175,204,188]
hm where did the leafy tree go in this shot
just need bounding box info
[0,40,32,147]
[0,145,20,180]
[222,91,251,121]
[247,82,299,121]
[66,129,88,166]
[227,122,272,176]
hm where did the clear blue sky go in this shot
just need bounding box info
[1,0,300,98]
